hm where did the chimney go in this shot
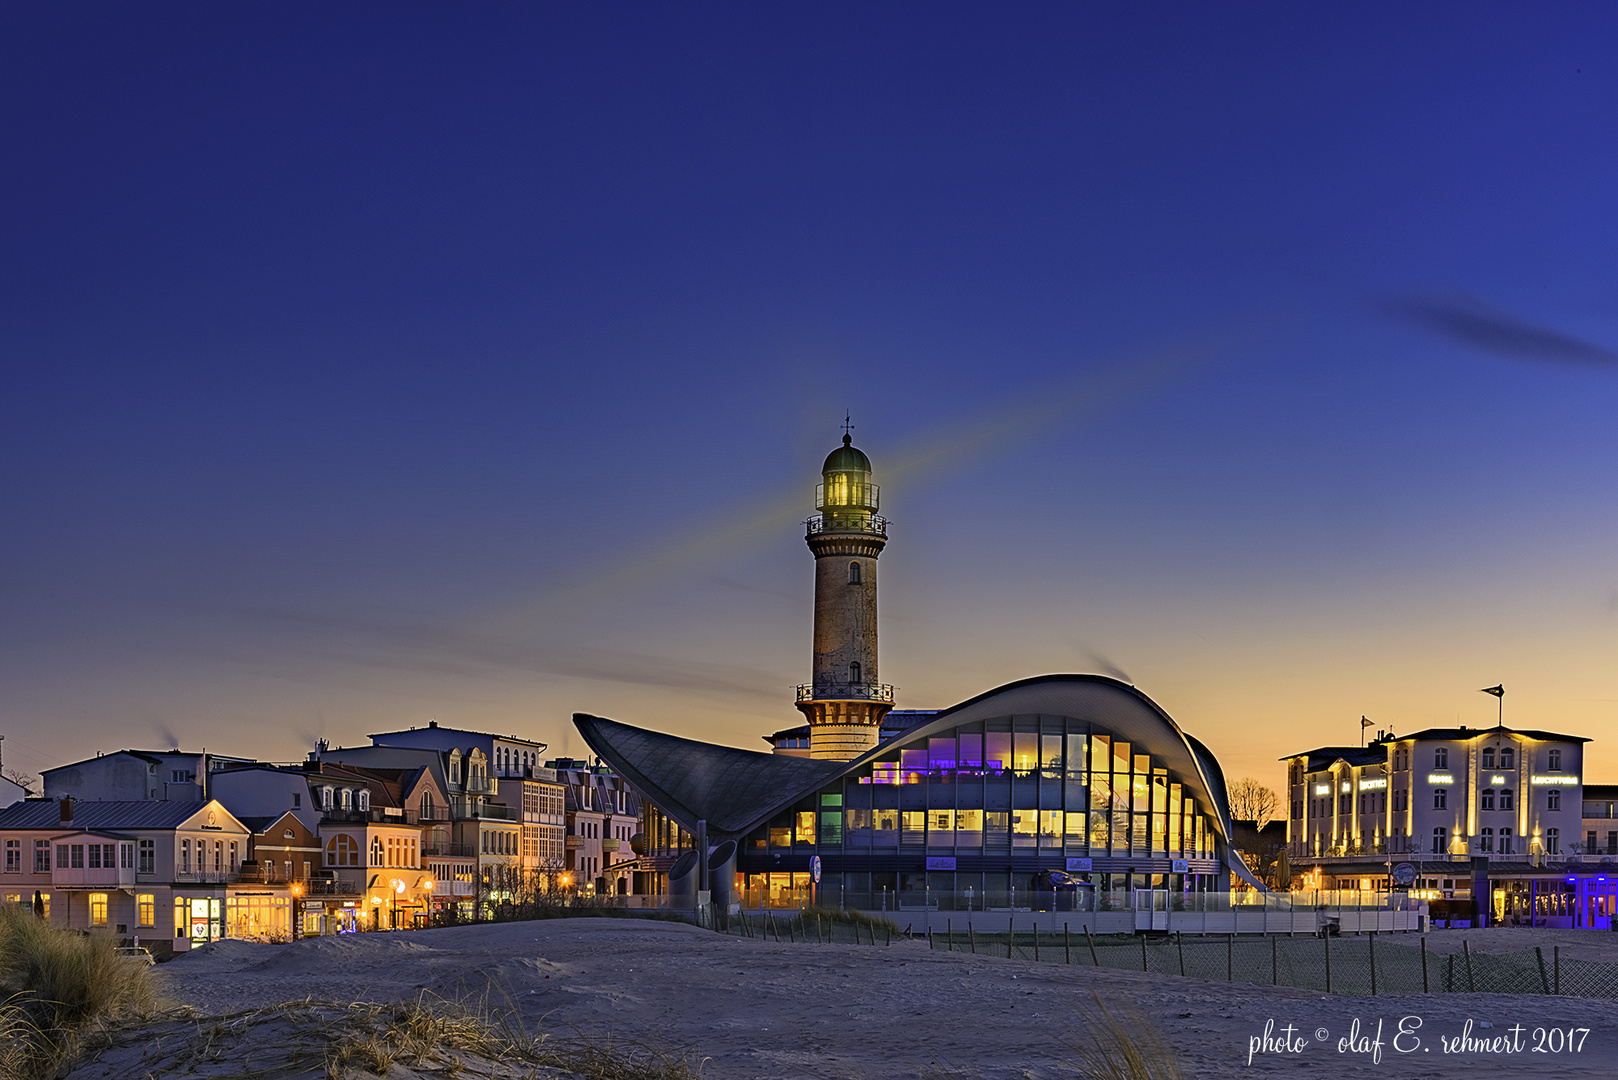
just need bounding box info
[428,720,437,728]
[58,796,74,824]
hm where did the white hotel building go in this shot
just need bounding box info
[1281,724,1602,927]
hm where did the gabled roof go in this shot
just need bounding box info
[1392,726,1589,744]
[0,799,246,831]
[1282,746,1388,770]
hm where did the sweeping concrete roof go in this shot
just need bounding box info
[576,673,1264,889]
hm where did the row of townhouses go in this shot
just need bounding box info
[0,723,646,956]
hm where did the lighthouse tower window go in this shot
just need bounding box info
[849,562,861,584]
[849,662,861,685]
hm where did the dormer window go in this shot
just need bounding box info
[340,789,352,810]
[321,787,333,810]
[357,790,370,811]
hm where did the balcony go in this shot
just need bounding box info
[796,682,895,703]
[450,799,518,821]
[52,866,134,889]
[601,838,621,852]
[304,878,359,896]
[421,844,477,858]
[565,836,584,849]
[320,808,418,826]
[805,513,886,537]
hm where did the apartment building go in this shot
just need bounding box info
[0,796,264,954]
[548,758,643,896]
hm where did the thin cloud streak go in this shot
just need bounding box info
[204,601,787,706]
[486,321,1281,627]
[1387,294,1618,367]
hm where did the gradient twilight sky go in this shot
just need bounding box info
[3,4,1616,792]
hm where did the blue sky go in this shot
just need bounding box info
[2,3,1616,789]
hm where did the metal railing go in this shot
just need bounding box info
[421,844,476,858]
[796,682,896,703]
[804,514,887,537]
[450,799,518,821]
[320,808,418,825]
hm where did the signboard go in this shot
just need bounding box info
[1171,859,1189,873]
[1391,862,1417,887]
[925,856,956,871]
[809,855,822,883]
[1064,857,1092,872]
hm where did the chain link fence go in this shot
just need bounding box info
[725,910,1618,998]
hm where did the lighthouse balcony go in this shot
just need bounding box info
[805,514,887,537]
[796,683,895,703]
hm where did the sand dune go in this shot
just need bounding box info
[69,920,1618,1079]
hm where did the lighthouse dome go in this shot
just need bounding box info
[822,434,871,475]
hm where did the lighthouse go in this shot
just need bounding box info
[795,426,894,760]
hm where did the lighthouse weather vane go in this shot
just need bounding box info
[842,412,854,438]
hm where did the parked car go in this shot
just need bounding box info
[115,946,156,965]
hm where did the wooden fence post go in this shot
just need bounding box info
[946,918,952,952]
[1009,918,1014,960]
[1178,932,1186,977]
[1463,938,1474,992]
[1085,925,1099,967]
[1271,935,1278,986]
[1536,946,1550,994]
[1033,923,1040,963]
[1227,933,1234,982]
[1065,923,1072,965]
[1555,945,1561,995]
[1141,933,1149,972]
[1324,934,1332,994]
[1369,932,1376,996]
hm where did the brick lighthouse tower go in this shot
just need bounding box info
[795,422,894,761]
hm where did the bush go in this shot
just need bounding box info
[0,906,163,1080]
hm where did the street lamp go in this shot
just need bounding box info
[392,878,405,930]
[290,883,302,942]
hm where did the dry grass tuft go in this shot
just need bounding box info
[1061,992,1184,1080]
[0,906,164,1080]
[64,993,704,1080]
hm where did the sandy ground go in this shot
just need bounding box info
[91,920,1618,1079]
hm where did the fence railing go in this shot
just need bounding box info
[738,887,1419,914]
[724,914,1618,999]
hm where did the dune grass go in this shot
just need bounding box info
[1062,992,1184,1080]
[0,906,164,1080]
[73,993,705,1080]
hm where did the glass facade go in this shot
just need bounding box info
[739,714,1221,907]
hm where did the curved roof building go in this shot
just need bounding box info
[577,673,1264,907]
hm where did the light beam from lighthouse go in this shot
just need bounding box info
[796,427,894,760]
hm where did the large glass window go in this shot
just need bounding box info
[89,893,108,926]
[955,809,982,847]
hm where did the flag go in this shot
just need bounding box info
[1480,685,1504,698]
[1360,716,1373,728]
